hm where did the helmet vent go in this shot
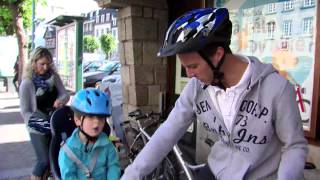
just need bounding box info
[86,97,92,106]
[94,90,100,96]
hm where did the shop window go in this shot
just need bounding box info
[211,0,319,138]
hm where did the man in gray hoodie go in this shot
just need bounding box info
[121,8,308,180]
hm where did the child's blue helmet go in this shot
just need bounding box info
[71,88,111,116]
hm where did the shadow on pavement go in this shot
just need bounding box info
[0,141,35,179]
[0,111,23,125]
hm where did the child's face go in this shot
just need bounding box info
[76,115,106,138]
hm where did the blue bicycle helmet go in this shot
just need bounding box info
[157,8,232,57]
[71,88,111,116]
[158,8,232,89]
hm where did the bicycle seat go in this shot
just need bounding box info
[49,106,76,179]
[128,109,143,117]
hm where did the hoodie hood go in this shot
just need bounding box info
[247,56,277,89]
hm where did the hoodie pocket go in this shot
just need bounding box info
[209,142,251,180]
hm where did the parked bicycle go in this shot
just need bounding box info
[123,109,210,180]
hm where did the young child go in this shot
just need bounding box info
[58,88,120,180]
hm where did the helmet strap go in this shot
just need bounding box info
[198,50,225,89]
[79,115,98,153]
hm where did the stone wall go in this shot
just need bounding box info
[96,0,168,119]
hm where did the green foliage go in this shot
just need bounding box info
[0,7,13,35]
[100,33,116,57]
[83,35,99,53]
[0,0,45,35]
[21,0,32,30]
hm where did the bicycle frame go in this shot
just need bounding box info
[134,118,205,180]
[294,84,311,123]
[295,84,305,112]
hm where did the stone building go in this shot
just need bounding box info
[94,0,320,171]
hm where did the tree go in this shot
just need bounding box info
[83,35,99,53]
[0,0,44,82]
[100,33,116,59]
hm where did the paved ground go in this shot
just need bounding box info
[0,92,34,180]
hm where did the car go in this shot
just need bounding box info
[83,61,120,88]
[83,60,103,73]
[98,74,124,141]
[99,74,122,106]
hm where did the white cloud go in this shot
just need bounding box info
[38,0,99,20]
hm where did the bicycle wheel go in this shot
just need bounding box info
[128,134,177,180]
[142,156,177,180]
[127,129,145,163]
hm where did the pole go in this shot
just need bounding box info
[31,0,35,49]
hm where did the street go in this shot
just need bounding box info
[0,92,35,180]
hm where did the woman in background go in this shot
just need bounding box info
[19,47,70,180]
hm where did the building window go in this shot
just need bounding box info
[283,0,294,11]
[281,41,289,50]
[101,14,105,23]
[83,24,87,32]
[303,0,315,7]
[267,3,276,13]
[302,17,313,35]
[267,21,275,38]
[112,29,117,38]
[233,23,239,34]
[112,15,117,26]
[96,15,99,23]
[282,20,292,38]
[106,13,110,21]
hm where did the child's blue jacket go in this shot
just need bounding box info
[59,128,120,180]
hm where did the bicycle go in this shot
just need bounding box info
[123,109,209,180]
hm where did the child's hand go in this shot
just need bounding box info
[53,99,63,108]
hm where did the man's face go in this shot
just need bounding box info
[178,52,213,85]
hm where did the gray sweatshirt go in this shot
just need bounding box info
[121,57,308,180]
[19,72,70,133]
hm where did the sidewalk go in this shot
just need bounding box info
[0,92,34,180]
